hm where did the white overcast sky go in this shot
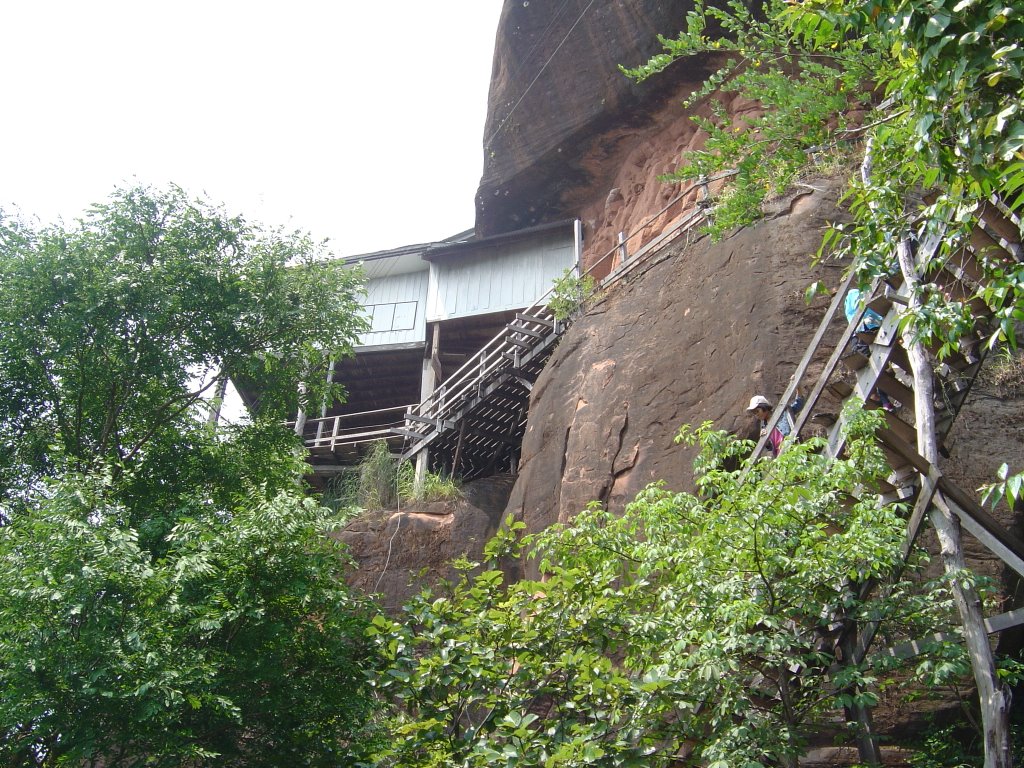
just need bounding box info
[0,1,503,258]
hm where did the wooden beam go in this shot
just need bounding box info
[517,312,553,328]
[508,323,545,339]
[935,488,1024,579]
[392,427,430,441]
[405,413,455,430]
[872,609,1024,663]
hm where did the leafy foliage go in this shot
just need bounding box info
[624,2,1024,761]
[0,187,383,765]
[621,0,1024,350]
[370,412,953,767]
[0,479,381,767]
[0,185,367,498]
[548,268,597,322]
[621,0,879,238]
[325,441,462,513]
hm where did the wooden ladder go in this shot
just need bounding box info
[749,197,1024,760]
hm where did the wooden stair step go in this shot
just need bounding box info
[941,247,985,287]
[978,200,1023,249]
[969,227,1017,266]
[876,408,918,445]
[876,429,930,476]
[516,312,554,328]
[507,323,545,339]
[886,342,912,374]
[842,352,869,373]
[829,379,854,399]
[856,329,880,348]
[875,370,915,408]
[879,444,916,481]
[866,293,893,317]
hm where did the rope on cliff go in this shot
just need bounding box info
[483,0,597,154]
[506,0,575,87]
[373,456,406,594]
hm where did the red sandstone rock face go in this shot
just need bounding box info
[504,180,850,574]
[337,474,515,614]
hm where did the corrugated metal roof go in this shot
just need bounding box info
[422,219,576,263]
[339,227,475,267]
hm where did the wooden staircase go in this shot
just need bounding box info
[393,178,727,480]
[394,306,566,480]
[750,196,1024,741]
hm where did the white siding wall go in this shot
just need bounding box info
[426,230,574,322]
[357,269,428,348]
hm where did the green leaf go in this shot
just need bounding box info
[925,12,952,37]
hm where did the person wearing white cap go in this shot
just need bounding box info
[747,391,803,457]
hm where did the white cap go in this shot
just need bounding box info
[747,395,772,411]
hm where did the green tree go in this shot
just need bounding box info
[0,185,365,502]
[0,186,382,765]
[371,412,955,767]
[0,476,381,767]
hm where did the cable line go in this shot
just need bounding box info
[483,0,597,154]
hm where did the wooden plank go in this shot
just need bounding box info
[842,352,868,373]
[748,268,859,465]
[969,226,1013,264]
[829,380,854,399]
[517,311,554,328]
[867,294,893,317]
[886,342,912,374]
[406,413,453,429]
[872,609,1024,663]
[979,200,1022,246]
[875,370,915,408]
[392,427,430,441]
[936,484,1024,576]
[876,429,931,475]
[503,372,534,392]
[944,247,985,286]
[507,323,545,339]
[879,409,918,445]
[901,468,940,559]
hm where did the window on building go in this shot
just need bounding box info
[366,301,417,333]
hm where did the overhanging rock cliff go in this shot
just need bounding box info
[477,1,728,250]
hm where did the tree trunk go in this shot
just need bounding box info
[896,239,1012,768]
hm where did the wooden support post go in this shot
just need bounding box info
[573,218,583,275]
[839,625,882,766]
[451,421,467,479]
[897,236,1013,767]
[414,448,428,500]
[422,323,440,403]
[294,389,307,438]
[412,324,442,499]
[207,375,228,431]
[315,357,335,445]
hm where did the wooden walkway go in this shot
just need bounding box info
[293,172,736,476]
